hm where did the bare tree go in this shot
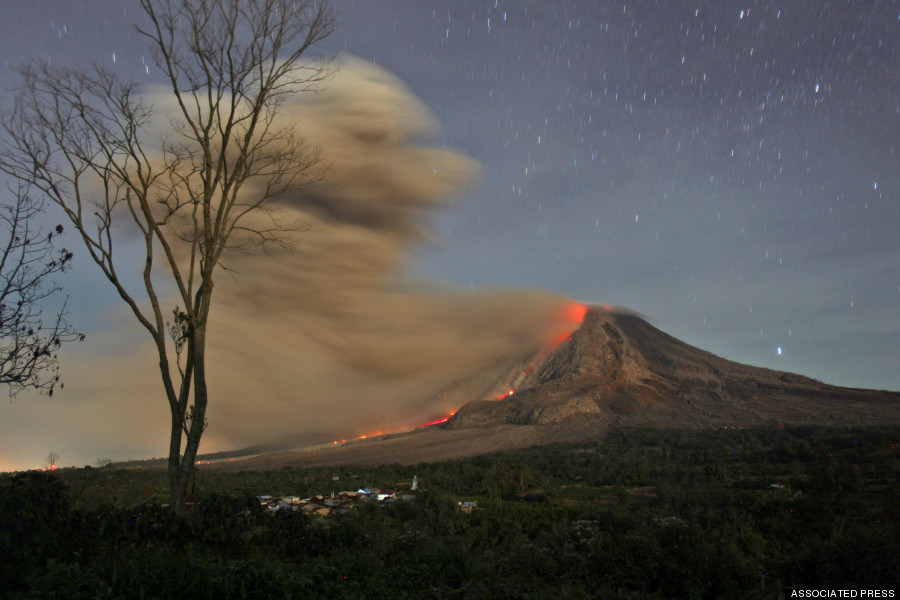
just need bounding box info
[45,451,60,471]
[0,185,82,397]
[0,0,336,513]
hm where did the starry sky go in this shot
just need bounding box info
[348,0,900,391]
[0,0,898,469]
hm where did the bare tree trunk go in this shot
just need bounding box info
[173,324,208,512]
[167,397,188,511]
[0,0,336,515]
[169,279,212,514]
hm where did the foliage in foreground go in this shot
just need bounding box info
[2,425,898,599]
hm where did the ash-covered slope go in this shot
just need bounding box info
[208,306,900,470]
[445,307,900,430]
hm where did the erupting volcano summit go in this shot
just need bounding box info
[446,306,900,430]
[211,306,900,470]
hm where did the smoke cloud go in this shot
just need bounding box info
[1,56,579,468]
[203,56,576,448]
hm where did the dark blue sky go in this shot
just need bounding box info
[2,0,898,388]
[334,0,898,390]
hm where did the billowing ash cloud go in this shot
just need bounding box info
[203,56,579,448]
[0,57,581,468]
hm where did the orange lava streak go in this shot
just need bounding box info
[548,301,587,347]
[332,302,589,446]
[332,411,458,444]
[421,414,453,427]
[565,302,588,324]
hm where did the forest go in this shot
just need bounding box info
[2,424,898,599]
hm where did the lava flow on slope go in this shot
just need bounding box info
[410,302,589,427]
[330,302,589,444]
[211,304,900,470]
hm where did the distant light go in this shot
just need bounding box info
[777,347,782,355]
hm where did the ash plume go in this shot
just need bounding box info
[28,55,580,461]
[202,56,577,448]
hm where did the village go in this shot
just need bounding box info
[254,476,478,518]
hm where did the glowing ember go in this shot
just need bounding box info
[494,389,515,401]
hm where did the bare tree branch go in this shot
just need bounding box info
[0,184,84,397]
[0,0,335,513]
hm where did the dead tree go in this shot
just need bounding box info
[0,185,82,397]
[45,451,60,471]
[0,0,335,513]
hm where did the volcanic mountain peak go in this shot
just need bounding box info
[210,305,900,470]
[445,306,900,430]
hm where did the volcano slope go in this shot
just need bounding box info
[209,306,900,470]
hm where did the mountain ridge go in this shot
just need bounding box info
[446,307,899,431]
[207,306,900,470]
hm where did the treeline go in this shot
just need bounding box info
[2,425,898,598]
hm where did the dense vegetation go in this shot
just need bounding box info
[2,425,898,599]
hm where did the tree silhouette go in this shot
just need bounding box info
[45,451,59,471]
[0,185,82,396]
[0,0,335,513]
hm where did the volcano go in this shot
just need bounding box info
[445,306,900,429]
[209,306,900,470]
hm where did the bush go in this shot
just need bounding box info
[0,472,72,592]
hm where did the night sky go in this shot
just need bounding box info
[1,0,898,469]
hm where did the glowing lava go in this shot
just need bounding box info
[331,411,458,444]
[548,301,588,347]
[565,302,588,324]
[421,414,454,427]
[331,302,589,446]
